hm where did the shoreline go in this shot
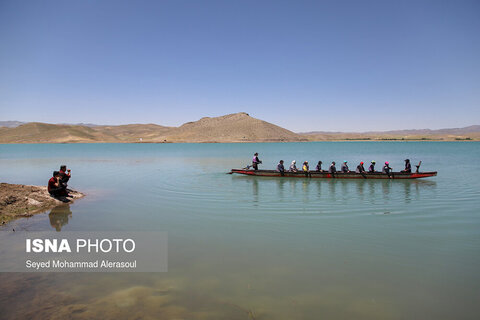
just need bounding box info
[0,139,478,145]
[0,183,84,224]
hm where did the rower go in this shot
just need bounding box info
[277,160,285,176]
[302,161,310,177]
[329,161,337,173]
[341,160,350,173]
[368,161,376,173]
[356,161,366,173]
[315,161,322,172]
[252,152,262,170]
[302,161,309,171]
[382,161,392,176]
[402,159,412,173]
[289,160,298,172]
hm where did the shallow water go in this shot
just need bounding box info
[1,142,479,319]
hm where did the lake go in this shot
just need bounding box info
[0,142,479,319]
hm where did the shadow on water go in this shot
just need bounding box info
[48,204,72,232]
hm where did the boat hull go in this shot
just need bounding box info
[230,169,437,179]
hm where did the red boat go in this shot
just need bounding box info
[229,169,437,179]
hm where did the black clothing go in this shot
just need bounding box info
[277,163,285,173]
[341,164,349,172]
[252,156,261,171]
[368,164,375,173]
[329,164,336,173]
[356,164,365,173]
[404,162,411,173]
[382,165,392,174]
[315,164,322,172]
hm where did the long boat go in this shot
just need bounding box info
[229,169,437,179]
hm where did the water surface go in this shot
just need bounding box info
[1,142,479,319]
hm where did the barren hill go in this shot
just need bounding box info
[0,113,305,143]
[1,114,478,143]
[161,112,303,142]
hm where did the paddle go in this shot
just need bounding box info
[416,161,422,173]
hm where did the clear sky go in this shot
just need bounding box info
[0,0,479,132]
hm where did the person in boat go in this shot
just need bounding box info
[329,161,336,173]
[302,161,310,177]
[315,161,322,172]
[59,165,71,188]
[341,161,350,173]
[277,160,285,176]
[356,161,366,173]
[252,153,262,170]
[382,161,392,174]
[48,171,67,197]
[302,161,309,171]
[368,161,376,173]
[402,159,412,173]
[289,160,298,172]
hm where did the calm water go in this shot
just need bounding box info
[1,142,479,319]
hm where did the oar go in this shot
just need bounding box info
[416,161,422,173]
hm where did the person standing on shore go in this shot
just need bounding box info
[252,153,262,170]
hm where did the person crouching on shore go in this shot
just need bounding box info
[48,171,67,197]
[59,165,71,186]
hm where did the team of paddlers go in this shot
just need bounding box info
[252,153,413,175]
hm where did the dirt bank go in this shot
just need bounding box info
[0,183,84,224]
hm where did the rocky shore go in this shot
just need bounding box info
[0,183,84,224]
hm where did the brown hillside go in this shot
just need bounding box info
[0,113,305,143]
[160,112,304,142]
[0,123,106,143]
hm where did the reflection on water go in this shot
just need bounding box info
[48,204,72,232]
[241,177,437,209]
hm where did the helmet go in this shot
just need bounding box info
[385,161,389,165]
[371,160,376,163]
[344,160,347,163]
[360,162,364,165]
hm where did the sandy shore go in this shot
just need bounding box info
[0,183,84,224]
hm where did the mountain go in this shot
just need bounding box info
[160,112,303,142]
[0,121,25,128]
[0,113,305,143]
[301,125,480,141]
[0,114,478,143]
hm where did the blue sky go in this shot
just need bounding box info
[0,0,479,132]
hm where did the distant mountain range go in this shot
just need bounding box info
[0,115,478,143]
[301,125,480,136]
